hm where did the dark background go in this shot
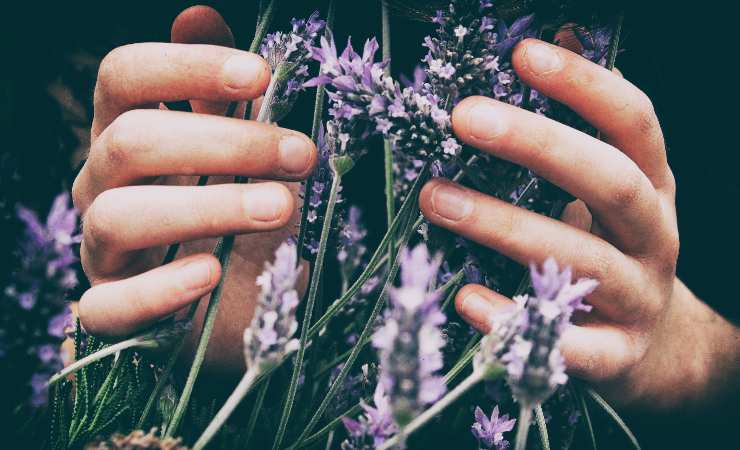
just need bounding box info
[1,1,737,448]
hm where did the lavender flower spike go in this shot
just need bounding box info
[372,244,447,426]
[243,240,302,371]
[471,405,517,450]
[341,383,398,450]
[259,11,325,122]
[474,257,597,406]
[306,31,461,162]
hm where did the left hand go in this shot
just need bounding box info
[418,38,710,410]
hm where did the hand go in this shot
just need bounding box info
[72,6,315,372]
[419,39,738,410]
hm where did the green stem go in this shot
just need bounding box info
[192,368,260,450]
[440,268,465,310]
[166,235,236,437]
[381,0,395,234]
[244,377,271,447]
[535,405,550,450]
[48,337,144,386]
[377,371,484,450]
[514,405,533,450]
[136,302,200,429]
[573,383,597,450]
[272,167,342,450]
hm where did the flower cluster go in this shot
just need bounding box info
[306,33,461,162]
[372,244,447,426]
[243,240,302,371]
[2,192,81,407]
[300,122,346,259]
[471,405,517,450]
[476,258,598,407]
[574,26,612,66]
[260,11,326,123]
[341,384,398,450]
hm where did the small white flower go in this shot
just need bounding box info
[454,25,469,38]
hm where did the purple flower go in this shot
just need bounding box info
[471,405,517,450]
[341,383,398,450]
[243,240,302,371]
[575,26,613,65]
[306,32,460,163]
[475,258,598,407]
[372,244,446,426]
[300,122,346,259]
[259,12,326,122]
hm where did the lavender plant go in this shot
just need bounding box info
[31,3,640,450]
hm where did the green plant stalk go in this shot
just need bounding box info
[440,268,465,310]
[165,234,235,437]
[192,368,260,450]
[586,388,641,450]
[244,377,271,447]
[272,167,342,450]
[514,405,534,450]
[136,302,200,428]
[381,0,395,236]
[573,384,597,450]
[535,405,550,450]
[48,336,150,387]
[376,371,485,450]
[290,193,422,448]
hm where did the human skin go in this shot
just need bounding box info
[73,6,738,409]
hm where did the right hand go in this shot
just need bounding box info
[72,6,316,372]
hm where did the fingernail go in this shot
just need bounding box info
[465,102,507,141]
[222,54,265,90]
[523,42,562,76]
[180,260,214,291]
[243,184,288,222]
[430,183,474,221]
[461,292,497,327]
[278,135,313,174]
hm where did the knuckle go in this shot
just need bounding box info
[95,45,130,99]
[101,110,139,167]
[608,169,646,211]
[581,245,618,286]
[631,90,658,134]
[83,191,120,251]
[71,173,88,212]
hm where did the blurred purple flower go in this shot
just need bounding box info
[372,244,446,426]
[243,240,302,371]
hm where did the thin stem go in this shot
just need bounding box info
[166,235,236,436]
[272,168,342,450]
[192,369,260,450]
[136,304,199,428]
[535,405,550,450]
[573,384,597,450]
[381,0,395,235]
[514,406,533,450]
[605,12,624,71]
[48,337,141,386]
[377,371,484,450]
[244,377,271,447]
[440,268,465,311]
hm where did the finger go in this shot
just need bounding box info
[81,183,294,277]
[455,284,635,381]
[512,39,671,190]
[451,96,663,253]
[76,109,316,208]
[420,179,650,321]
[171,5,237,115]
[79,253,221,337]
[92,42,270,139]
